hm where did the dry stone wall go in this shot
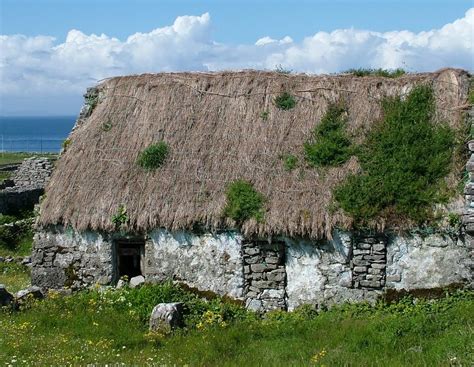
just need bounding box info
[32,227,114,290]
[0,157,53,215]
[351,234,387,289]
[462,102,474,286]
[243,241,286,312]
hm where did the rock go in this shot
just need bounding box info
[0,256,4,263]
[21,257,31,265]
[0,284,14,307]
[130,275,145,288]
[15,286,44,301]
[149,302,184,333]
[261,289,285,299]
[116,279,127,289]
[246,298,263,312]
[250,264,268,273]
[386,274,402,282]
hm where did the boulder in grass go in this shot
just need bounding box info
[15,286,44,302]
[0,284,14,307]
[130,275,145,288]
[149,302,185,333]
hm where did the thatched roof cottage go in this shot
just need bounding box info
[32,69,473,311]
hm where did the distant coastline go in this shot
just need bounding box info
[0,116,76,153]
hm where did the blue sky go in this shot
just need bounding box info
[1,0,473,115]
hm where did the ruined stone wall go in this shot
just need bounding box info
[11,157,53,190]
[0,157,53,215]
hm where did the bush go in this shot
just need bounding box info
[281,154,298,171]
[274,92,296,110]
[346,68,406,78]
[137,142,169,170]
[61,138,71,151]
[224,180,266,223]
[304,103,352,167]
[334,85,455,224]
[111,205,128,229]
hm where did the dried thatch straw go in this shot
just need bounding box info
[38,68,470,239]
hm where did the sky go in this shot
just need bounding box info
[0,0,473,116]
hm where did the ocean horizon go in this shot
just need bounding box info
[0,115,76,153]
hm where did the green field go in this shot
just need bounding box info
[0,152,56,166]
[0,281,472,366]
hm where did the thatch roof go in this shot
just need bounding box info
[38,69,470,238]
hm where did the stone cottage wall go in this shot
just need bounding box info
[145,229,244,299]
[32,226,114,289]
[31,226,473,311]
[386,233,472,290]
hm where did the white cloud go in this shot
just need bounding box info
[1,10,473,114]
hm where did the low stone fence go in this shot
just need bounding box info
[0,157,53,215]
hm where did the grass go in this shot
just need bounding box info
[0,262,30,293]
[0,213,34,258]
[0,284,472,366]
[0,152,57,166]
[345,68,406,78]
[0,171,11,183]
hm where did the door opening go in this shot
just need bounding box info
[116,241,144,279]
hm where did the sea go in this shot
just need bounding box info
[0,116,76,153]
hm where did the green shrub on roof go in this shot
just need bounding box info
[137,142,170,170]
[224,180,266,223]
[304,103,352,167]
[334,85,455,224]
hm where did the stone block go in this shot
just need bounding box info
[244,247,260,256]
[265,256,280,264]
[353,266,367,273]
[15,286,44,302]
[130,275,145,288]
[250,264,268,273]
[246,298,263,312]
[386,274,401,282]
[371,263,386,269]
[359,280,381,288]
[251,280,275,289]
[353,249,370,256]
[265,270,286,282]
[373,244,385,252]
[363,254,385,261]
[149,303,184,333]
[261,289,285,299]
[244,255,260,264]
[352,258,370,266]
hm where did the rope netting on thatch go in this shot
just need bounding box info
[38,69,470,239]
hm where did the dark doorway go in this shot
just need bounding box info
[116,241,144,278]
